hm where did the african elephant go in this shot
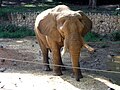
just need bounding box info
[34,5,94,81]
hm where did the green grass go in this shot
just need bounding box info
[0,24,35,38]
[0,4,53,14]
[84,31,120,42]
[110,31,120,41]
[84,32,101,42]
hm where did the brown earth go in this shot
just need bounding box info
[0,37,120,90]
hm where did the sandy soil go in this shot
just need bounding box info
[0,37,120,90]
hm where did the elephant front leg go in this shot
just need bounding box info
[52,47,63,76]
[70,48,83,81]
[72,61,83,81]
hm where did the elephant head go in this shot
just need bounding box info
[55,8,93,55]
[35,5,93,81]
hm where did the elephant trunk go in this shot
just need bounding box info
[61,33,83,81]
[69,34,83,81]
[70,41,83,81]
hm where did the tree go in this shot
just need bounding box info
[89,0,97,9]
[16,0,21,5]
[0,0,2,7]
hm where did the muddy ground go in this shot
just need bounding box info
[0,37,120,90]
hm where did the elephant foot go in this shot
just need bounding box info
[53,72,63,76]
[71,73,83,81]
[53,68,63,76]
[43,65,51,71]
[79,74,83,79]
[76,74,83,81]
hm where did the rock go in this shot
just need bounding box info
[1,85,5,89]
[107,55,112,59]
[32,45,34,47]
[12,61,17,66]
[0,45,3,48]
[1,59,5,63]
[0,68,7,72]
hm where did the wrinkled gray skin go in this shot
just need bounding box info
[34,5,92,81]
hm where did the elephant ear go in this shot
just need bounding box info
[77,11,92,37]
[37,12,62,42]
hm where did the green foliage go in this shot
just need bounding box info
[0,24,35,38]
[84,31,120,42]
[84,32,101,42]
[0,5,52,13]
[110,31,120,41]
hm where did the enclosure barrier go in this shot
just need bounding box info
[0,57,120,74]
[1,57,120,89]
[3,11,119,35]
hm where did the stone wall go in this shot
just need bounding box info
[10,12,37,29]
[8,12,120,35]
[87,12,120,35]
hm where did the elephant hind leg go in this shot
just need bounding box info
[42,47,51,71]
[41,47,51,71]
[35,28,51,71]
[40,41,51,71]
[36,36,51,71]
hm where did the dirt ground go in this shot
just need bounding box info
[0,37,120,90]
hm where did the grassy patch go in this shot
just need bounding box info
[110,31,120,41]
[84,31,120,42]
[84,32,101,42]
[0,4,53,13]
[0,24,35,38]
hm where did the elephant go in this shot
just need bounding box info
[34,5,94,81]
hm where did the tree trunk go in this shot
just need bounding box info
[16,0,21,6]
[0,0,2,7]
[89,0,97,9]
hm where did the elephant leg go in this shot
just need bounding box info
[72,57,83,81]
[51,43,63,76]
[70,49,83,81]
[59,57,66,71]
[36,35,51,71]
[41,47,51,71]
